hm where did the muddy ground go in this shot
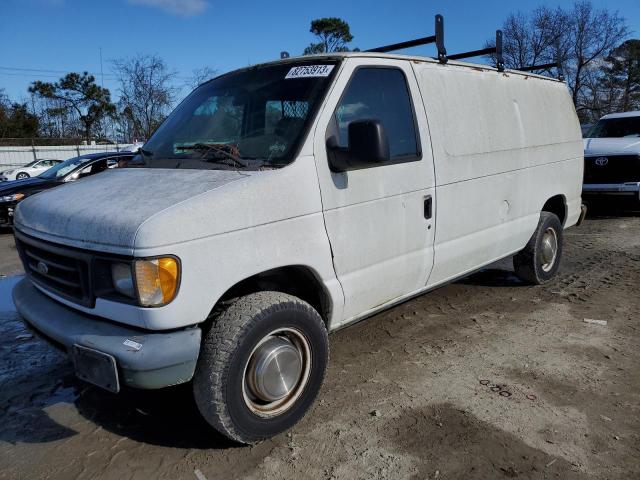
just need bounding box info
[0,199,639,480]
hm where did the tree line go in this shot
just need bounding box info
[0,55,215,143]
[0,0,637,142]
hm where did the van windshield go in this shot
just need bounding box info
[133,61,339,170]
[587,116,640,138]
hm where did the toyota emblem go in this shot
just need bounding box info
[36,261,49,275]
[595,157,609,166]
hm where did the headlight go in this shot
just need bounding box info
[111,263,135,298]
[111,257,180,306]
[0,193,24,203]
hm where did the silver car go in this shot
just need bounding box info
[0,159,62,181]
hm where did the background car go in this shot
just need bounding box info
[582,111,640,202]
[0,159,63,181]
[0,151,134,227]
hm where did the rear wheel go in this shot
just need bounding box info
[193,291,329,444]
[16,172,29,180]
[513,212,563,285]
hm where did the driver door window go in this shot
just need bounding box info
[334,67,420,162]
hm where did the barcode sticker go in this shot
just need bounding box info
[285,65,334,79]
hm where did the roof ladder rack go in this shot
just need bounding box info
[367,15,505,71]
[518,58,564,81]
[449,30,505,72]
[517,39,564,80]
[367,14,448,64]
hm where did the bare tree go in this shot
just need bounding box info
[188,66,218,90]
[112,54,177,141]
[486,7,570,74]
[567,1,628,113]
[29,94,79,138]
[489,1,628,122]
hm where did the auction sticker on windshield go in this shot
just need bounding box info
[285,65,334,79]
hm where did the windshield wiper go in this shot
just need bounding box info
[176,143,249,168]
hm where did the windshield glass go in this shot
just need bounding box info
[134,61,339,170]
[587,116,640,138]
[38,156,91,179]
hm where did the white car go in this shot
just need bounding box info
[583,111,640,200]
[12,39,584,443]
[0,159,63,181]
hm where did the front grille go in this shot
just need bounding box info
[15,232,93,307]
[584,154,640,184]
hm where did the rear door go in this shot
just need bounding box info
[313,58,436,324]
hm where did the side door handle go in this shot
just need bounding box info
[424,195,433,220]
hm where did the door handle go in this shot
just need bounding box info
[424,195,433,220]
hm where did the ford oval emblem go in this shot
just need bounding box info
[36,261,49,275]
[595,157,609,166]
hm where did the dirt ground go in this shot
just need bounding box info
[0,198,639,480]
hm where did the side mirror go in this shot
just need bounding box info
[327,119,390,172]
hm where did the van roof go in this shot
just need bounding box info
[245,52,563,83]
[600,111,640,120]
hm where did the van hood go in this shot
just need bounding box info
[583,137,640,156]
[14,168,249,253]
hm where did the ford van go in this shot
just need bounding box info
[12,38,584,443]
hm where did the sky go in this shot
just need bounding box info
[1,0,639,103]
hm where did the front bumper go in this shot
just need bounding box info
[12,278,201,390]
[583,182,640,198]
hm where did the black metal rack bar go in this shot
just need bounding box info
[517,39,564,79]
[448,30,504,71]
[363,14,562,79]
[519,62,557,72]
[448,47,495,60]
[518,55,564,80]
[367,35,437,53]
[496,30,505,72]
[367,14,447,63]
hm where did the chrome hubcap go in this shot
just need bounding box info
[242,327,311,417]
[540,228,558,272]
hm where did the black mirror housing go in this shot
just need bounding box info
[327,119,390,172]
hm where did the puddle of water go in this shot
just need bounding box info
[0,275,67,386]
[0,275,22,313]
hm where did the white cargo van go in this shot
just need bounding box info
[12,21,584,443]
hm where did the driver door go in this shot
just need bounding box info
[313,59,436,325]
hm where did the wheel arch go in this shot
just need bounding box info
[209,265,334,327]
[542,194,567,227]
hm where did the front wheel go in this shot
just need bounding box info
[193,291,329,444]
[16,172,29,180]
[513,212,563,285]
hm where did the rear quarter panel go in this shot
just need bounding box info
[413,62,583,286]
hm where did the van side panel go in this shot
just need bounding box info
[413,63,583,287]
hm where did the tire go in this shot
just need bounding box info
[513,212,563,285]
[193,291,329,444]
[16,172,29,180]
